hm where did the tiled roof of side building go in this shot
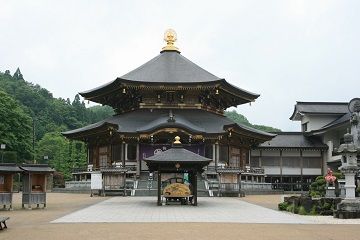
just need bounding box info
[0,163,23,173]
[257,132,328,149]
[290,102,349,120]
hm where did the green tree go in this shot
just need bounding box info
[0,90,33,161]
[36,132,87,180]
[225,110,281,132]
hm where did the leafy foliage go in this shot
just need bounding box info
[225,110,281,132]
[309,176,326,198]
[36,132,86,180]
[0,90,33,161]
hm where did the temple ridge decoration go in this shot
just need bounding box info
[162,29,179,52]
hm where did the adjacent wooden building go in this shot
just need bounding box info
[20,164,54,209]
[0,163,22,210]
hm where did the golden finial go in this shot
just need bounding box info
[174,136,181,144]
[162,29,179,52]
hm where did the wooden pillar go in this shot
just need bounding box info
[215,142,219,170]
[136,143,140,176]
[125,144,128,162]
[218,172,221,197]
[193,170,197,206]
[300,149,303,185]
[121,142,125,167]
[279,150,283,183]
[238,173,241,196]
[259,149,262,167]
[157,171,161,206]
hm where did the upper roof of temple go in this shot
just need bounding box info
[79,30,260,114]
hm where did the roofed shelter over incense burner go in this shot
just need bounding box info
[63,29,275,196]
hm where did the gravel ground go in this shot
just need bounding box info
[1,193,360,240]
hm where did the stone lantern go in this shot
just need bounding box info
[337,133,359,199]
[334,98,360,219]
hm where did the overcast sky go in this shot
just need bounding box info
[1,1,359,131]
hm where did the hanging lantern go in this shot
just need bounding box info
[122,88,126,94]
[215,89,219,95]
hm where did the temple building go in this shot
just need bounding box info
[249,101,354,191]
[63,29,275,196]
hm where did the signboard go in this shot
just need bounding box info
[91,172,102,190]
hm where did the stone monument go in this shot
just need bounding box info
[334,98,360,219]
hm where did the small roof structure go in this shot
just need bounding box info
[0,163,22,173]
[144,143,212,173]
[257,132,328,150]
[290,102,349,121]
[20,164,55,173]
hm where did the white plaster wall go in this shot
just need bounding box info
[301,115,340,132]
[250,149,261,156]
[263,167,281,175]
[282,150,301,157]
[302,150,321,157]
[303,168,321,175]
[282,167,301,175]
[261,150,280,157]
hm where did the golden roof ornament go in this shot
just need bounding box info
[174,136,181,144]
[162,29,179,52]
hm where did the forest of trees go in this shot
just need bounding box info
[0,69,114,179]
[0,68,280,180]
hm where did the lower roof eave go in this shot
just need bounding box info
[255,147,328,150]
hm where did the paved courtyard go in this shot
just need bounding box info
[52,197,360,224]
[3,193,360,240]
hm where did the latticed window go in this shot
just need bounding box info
[262,156,280,166]
[303,157,321,168]
[99,146,108,167]
[282,157,301,168]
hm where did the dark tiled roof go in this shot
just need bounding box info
[144,145,212,162]
[20,164,54,173]
[80,51,221,96]
[120,51,221,83]
[257,132,327,149]
[319,112,350,129]
[290,102,348,120]
[79,51,259,104]
[63,109,274,138]
[0,163,22,173]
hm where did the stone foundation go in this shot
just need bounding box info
[334,199,360,219]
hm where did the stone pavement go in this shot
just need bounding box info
[52,197,318,224]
